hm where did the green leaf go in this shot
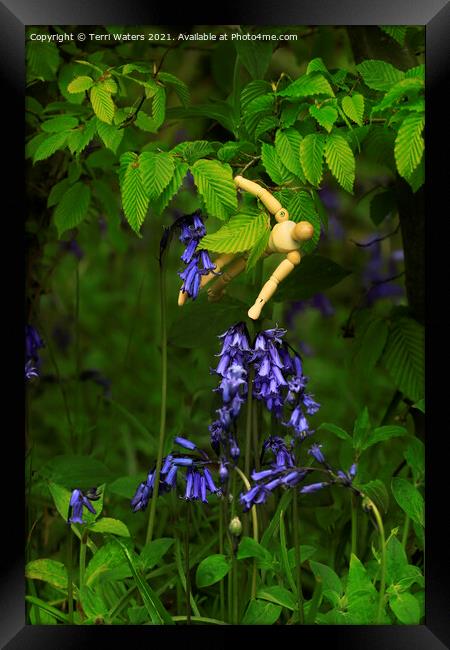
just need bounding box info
[140,538,174,571]
[26,596,67,624]
[346,554,378,624]
[352,317,389,376]
[341,94,365,126]
[47,481,72,522]
[90,85,115,124]
[241,80,273,111]
[243,94,275,137]
[380,26,407,46]
[172,140,216,165]
[275,128,304,178]
[67,117,97,156]
[286,191,321,254]
[196,554,231,588]
[278,72,335,99]
[85,541,131,585]
[324,133,355,193]
[403,438,424,484]
[318,422,352,442]
[40,455,113,488]
[309,105,338,132]
[115,538,173,624]
[372,78,423,113]
[68,75,94,93]
[261,142,294,184]
[191,159,238,220]
[33,132,68,163]
[199,211,269,254]
[385,535,408,585]
[257,586,297,610]
[235,39,274,79]
[27,40,60,81]
[79,585,108,619]
[96,120,123,154]
[361,425,407,451]
[241,599,282,625]
[26,559,68,591]
[394,113,424,181]
[119,152,149,233]
[357,60,404,91]
[381,315,424,402]
[108,474,146,499]
[255,115,278,140]
[359,479,389,514]
[246,229,271,272]
[89,517,130,537]
[237,537,272,569]
[391,478,424,527]
[274,255,350,302]
[309,561,342,595]
[389,592,421,624]
[47,178,73,208]
[299,134,326,186]
[140,152,175,200]
[54,182,91,237]
[41,116,79,133]
[151,161,188,215]
[158,71,190,106]
[353,407,371,451]
[306,57,329,75]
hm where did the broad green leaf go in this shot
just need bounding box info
[191,159,237,220]
[85,541,132,586]
[66,117,97,156]
[33,132,67,163]
[241,80,273,111]
[260,490,293,548]
[79,585,109,619]
[341,94,365,126]
[361,425,407,451]
[403,438,424,484]
[140,151,174,200]
[172,140,215,165]
[372,78,423,113]
[275,128,304,177]
[199,211,269,254]
[245,229,271,272]
[237,537,272,569]
[274,255,350,302]
[217,140,256,163]
[196,554,230,588]
[257,586,297,610]
[391,478,424,527]
[89,517,130,537]
[389,592,421,624]
[99,76,118,94]
[235,39,274,79]
[26,559,68,591]
[243,94,276,136]
[241,599,282,625]
[381,315,424,402]
[255,115,278,139]
[380,26,407,46]
[385,536,408,585]
[158,71,190,106]
[300,133,326,186]
[27,597,64,624]
[115,538,173,624]
[352,317,389,376]
[96,120,123,154]
[278,72,335,99]
[359,479,389,514]
[47,178,72,208]
[68,75,94,93]
[346,554,378,624]
[309,105,338,132]
[318,422,352,442]
[108,474,147,500]
[90,85,115,124]
[151,161,188,215]
[119,152,149,233]
[324,133,355,193]
[41,116,78,133]
[310,561,342,595]
[47,481,72,523]
[280,102,300,128]
[140,538,174,570]
[261,142,294,184]
[54,182,91,237]
[357,60,404,91]
[40,454,113,488]
[394,113,424,181]
[306,57,328,75]
[353,407,370,451]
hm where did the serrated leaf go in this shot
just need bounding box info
[99,76,117,94]
[26,559,68,591]
[309,105,338,132]
[325,134,355,193]
[41,116,79,133]
[372,78,423,113]
[244,94,275,136]
[90,85,115,124]
[241,599,282,625]
[54,182,91,237]
[47,178,73,208]
[357,60,404,91]
[341,94,365,126]
[151,85,166,127]
[196,554,230,588]
[67,117,97,156]
[286,191,320,254]
[278,72,335,99]
[274,255,350,302]
[381,315,424,402]
[119,152,149,233]
[394,113,424,181]
[68,75,94,93]
[172,140,215,165]
[261,142,295,185]
[33,132,68,163]
[391,478,424,527]
[255,115,278,140]
[158,71,190,106]
[96,120,123,154]
[380,26,407,46]
[241,80,273,111]
[299,134,326,186]
[246,229,270,272]
[191,159,237,220]
[89,517,130,536]
[140,152,174,200]
[151,161,189,215]
[306,58,328,75]
[275,128,303,177]
[198,211,269,254]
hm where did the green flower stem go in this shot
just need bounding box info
[292,490,305,624]
[67,530,74,624]
[79,530,88,593]
[401,514,410,550]
[366,498,386,623]
[146,260,168,544]
[351,493,358,557]
[234,466,258,600]
[219,500,225,621]
[172,615,227,625]
[185,502,192,624]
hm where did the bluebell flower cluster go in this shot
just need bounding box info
[130,436,221,512]
[178,213,216,300]
[67,487,101,524]
[240,436,359,511]
[25,325,44,381]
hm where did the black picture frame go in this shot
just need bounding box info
[3,1,449,647]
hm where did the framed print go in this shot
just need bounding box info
[1,1,449,647]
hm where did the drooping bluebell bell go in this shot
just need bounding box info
[67,488,100,524]
[25,325,44,381]
[251,327,288,418]
[178,213,216,300]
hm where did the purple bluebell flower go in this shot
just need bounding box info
[174,436,197,451]
[25,325,44,381]
[67,488,98,524]
[308,443,326,464]
[337,463,358,486]
[178,213,216,300]
[131,470,155,512]
[300,481,329,494]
